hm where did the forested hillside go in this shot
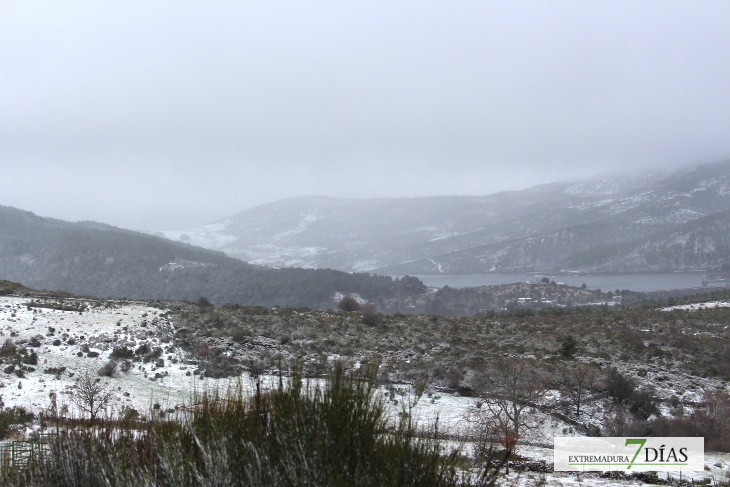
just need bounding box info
[0,206,425,308]
[384,207,730,275]
[378,162,730,274]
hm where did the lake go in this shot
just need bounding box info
[411,271,719,292]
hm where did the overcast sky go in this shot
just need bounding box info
[2,1,730,231]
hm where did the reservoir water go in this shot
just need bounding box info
[413,271,716,292]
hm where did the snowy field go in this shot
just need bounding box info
[0,296,204,416]
[1,295,730,485]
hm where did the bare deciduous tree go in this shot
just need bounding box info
[72,372,112,422]
[695,390,730,450]
[561,363,598,418]
[602,407,631,436]
[470,357,547,445]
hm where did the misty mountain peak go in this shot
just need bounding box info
[153,162,730,274]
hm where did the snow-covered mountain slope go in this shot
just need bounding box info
[156,161,730,274]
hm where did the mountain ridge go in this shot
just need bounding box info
[155,161,730,274]
[0,205,425,309]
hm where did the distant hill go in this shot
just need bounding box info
[156,161,730,274]
[0,206,425,308]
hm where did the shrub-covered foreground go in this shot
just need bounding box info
[1,364,505,487]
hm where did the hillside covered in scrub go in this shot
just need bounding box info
[168,291,730,388]
[0,283,730,484]
[1,281,730,445]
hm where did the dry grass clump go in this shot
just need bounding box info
[0,363,506,487]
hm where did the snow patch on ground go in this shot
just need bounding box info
[2,295,730,485]
[0,297,203,417]
[156,221,239,250]
[332,292,368,305]
[661,301,730,311]
[273,212,322,240]
[428,259,443,273]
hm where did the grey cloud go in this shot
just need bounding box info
[1,1,729,230]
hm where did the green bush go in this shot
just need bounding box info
[21,350,38,365]
[98,361,117,377]
[338,295,361,312]
[0,406,33,440]
[110,346,134,360]
[606,367,635,402]
[229,326,252,343]
[558,335,577,359]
